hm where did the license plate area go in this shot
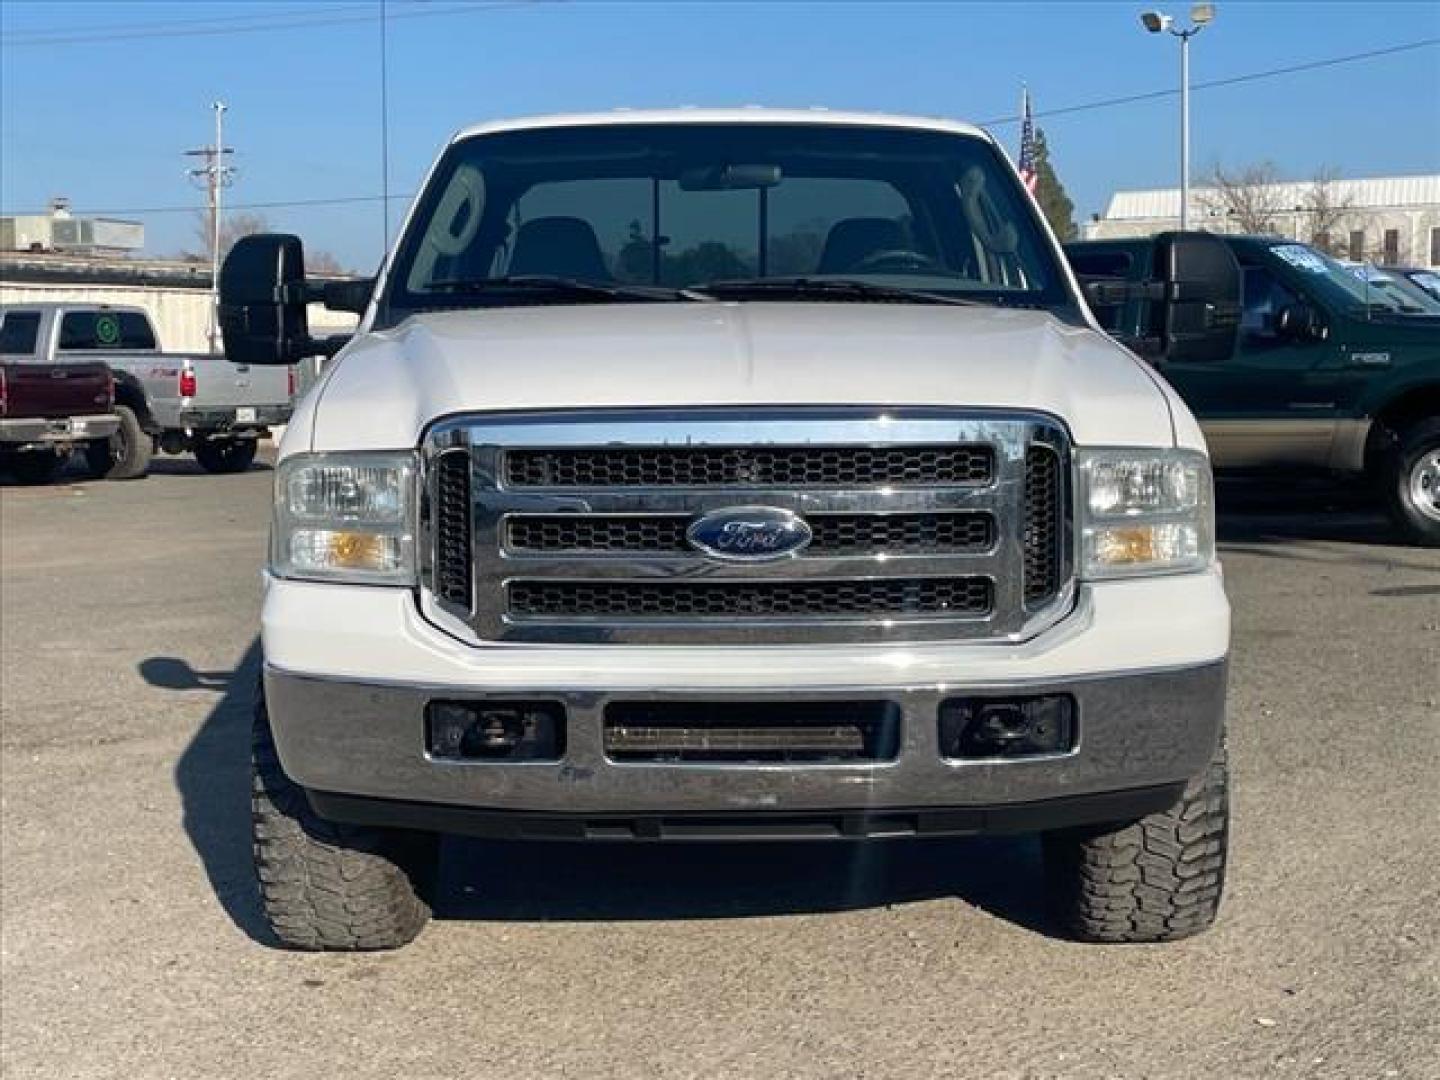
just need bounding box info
[235,407,257,423]
[603,700,901,763]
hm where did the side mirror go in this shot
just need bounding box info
[220,234,328,365]
[1152,231,1242,363]
[1276,302,1326,341]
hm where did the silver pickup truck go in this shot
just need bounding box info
[0,302,294,477]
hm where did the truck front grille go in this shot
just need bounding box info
[505,511,994,556]
[504,444,993,488]
[433,449,473,606]
[422,409,1072,646]
[507,577,993,619]
[1023,444,1063,605]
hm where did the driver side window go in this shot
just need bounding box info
[1240,265,1300,345]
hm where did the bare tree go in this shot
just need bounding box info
[192,209,270,260]
[305,249,347,276]
[1199,162,1289,235]
[1302,167,1359,254]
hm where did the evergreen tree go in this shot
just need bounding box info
[1031,128,1076,241]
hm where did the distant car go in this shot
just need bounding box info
[1335,261,1440,316]
[0,302,296,477]
[1395,267,1440,302]
[1,308,119,484]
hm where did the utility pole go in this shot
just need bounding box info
[186,101,234,353]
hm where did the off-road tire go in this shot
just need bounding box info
[252,684,436,951]
[1043,741,1229,943]
[85,404,151,480]
[4,449,66,485]
[195,437,258,475]
[1381,416,1440,548]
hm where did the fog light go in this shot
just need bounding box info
[426,701,565,761]
[939,695,1075,759]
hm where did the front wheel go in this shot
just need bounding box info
[1382,417,1440,547]
[1043,741,1229,943]
[252,681,437,951]
[85,404,151,480]
[194,436,258,475]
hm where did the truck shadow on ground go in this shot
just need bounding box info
[159,641,1057,944]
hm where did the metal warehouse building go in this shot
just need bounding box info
[1083,174,1440,268]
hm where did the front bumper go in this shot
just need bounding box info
[262,569,1229,823]
[268,661,1225,820]
[0,414,120,445]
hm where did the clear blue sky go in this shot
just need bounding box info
[3,0,1437,270]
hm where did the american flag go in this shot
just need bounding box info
[1017,86,1038,194]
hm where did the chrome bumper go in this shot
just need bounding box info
[264,660,1226,818]
[0,414,120,445]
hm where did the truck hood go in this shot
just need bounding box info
[302,302,1180,452]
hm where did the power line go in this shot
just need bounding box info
[0,0,545,48]
[981,37,1439,126]
[1,3,369,41]
[2,35,1434,220]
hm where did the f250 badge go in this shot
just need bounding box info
[686,506,813,561]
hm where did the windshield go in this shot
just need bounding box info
[1263,242,1440,316]
[1344,264,1440,315]
[383,123,1072,317]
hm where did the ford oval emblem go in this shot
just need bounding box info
[686,506,813,561]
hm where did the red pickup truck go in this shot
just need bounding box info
[1,308,119,484]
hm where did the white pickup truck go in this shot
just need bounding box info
[222,110,1238,951]
[0,302,293,477]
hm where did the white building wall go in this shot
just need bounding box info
[1084,175,1440,267]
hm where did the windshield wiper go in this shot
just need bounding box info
[690,277,989,307]
[427,275,706,303]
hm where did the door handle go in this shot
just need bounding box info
[1350,352,1391,368]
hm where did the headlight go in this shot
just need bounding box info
[270,451,416,584]
[1077,448,1214,578]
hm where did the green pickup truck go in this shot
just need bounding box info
[1066,234,1440,546]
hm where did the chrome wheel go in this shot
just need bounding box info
[1410,448,1440,524]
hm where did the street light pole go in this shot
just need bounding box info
[1141,5,1216,232]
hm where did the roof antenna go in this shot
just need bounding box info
[379,0,391,253]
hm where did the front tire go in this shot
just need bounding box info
[195,436,258,475]
[1382,417,1440,547]
[252,683,436,951]
[85,404,151,480]
[1043,741,1229,943]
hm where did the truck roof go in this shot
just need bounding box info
[1,300,148,315]
[452,107,991,144]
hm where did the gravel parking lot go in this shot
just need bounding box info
[2,453,1437,1080]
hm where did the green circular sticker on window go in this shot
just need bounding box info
[94,315,121,346]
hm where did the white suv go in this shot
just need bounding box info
[222,110,1236,951]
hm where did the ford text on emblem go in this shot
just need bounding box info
[686,507,813,561]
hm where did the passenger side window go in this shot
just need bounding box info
[0,311,42,356]
[1240,266,1300,345]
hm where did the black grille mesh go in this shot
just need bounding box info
[1023,444,1062,604]
[433,450,473,607]
[507,577,992,619]
[504,445,993,488]
[506,512,994,556]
